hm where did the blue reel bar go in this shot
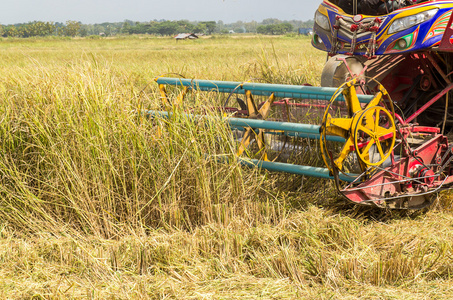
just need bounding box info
[227,117,345,143]
[155,77,375,103]
[239,159,355,182]
[147,110,344,142]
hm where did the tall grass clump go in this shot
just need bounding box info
[0,59,278,237]
[243,41,325,85]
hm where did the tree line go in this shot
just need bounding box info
[0,19,314,38]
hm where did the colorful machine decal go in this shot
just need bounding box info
[423,10,452,43]
[312,1,453,56]
[386,27,419,53]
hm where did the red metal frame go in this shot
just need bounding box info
[439,10,453,52]
[342,132,451,206]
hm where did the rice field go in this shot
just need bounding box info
[0,35,452,299]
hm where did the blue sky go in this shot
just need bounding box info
[1,0,320,24]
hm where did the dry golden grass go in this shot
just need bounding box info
[0,35,452,299]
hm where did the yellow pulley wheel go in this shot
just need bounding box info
[320,78,395,175]
[353,106,396,166]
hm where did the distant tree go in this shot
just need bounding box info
[257,25,266,34]
[127,23,144,34]
[217,20,224,32]
[80,24,92,35]
[244,21,258,33]
[156,21,179,36]
[200,21,216,34]
[93,24,105,35]
[262,18,281,25]
[65,20,81,37]
[257,23,293,35]
[176,20,194,33]
[54,22,65,36]
[17,26,29,37]
[279,23,293,33]
[147,21,160,34]
[0,18,309,39]
[98,22,118,36]
[79,26,88,37]
[25,21,56,37]
[193,23,206,34]
[124,19,135,26]
[3,26,18,37]
[121,22,132,34]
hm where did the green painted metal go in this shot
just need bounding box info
[228,125,345,142]
[155,77,374,103]
[238,158,357,182]
[228,117,320,134]
[146,110,344,142]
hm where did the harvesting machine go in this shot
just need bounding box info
[153,0,453,209]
